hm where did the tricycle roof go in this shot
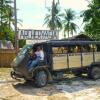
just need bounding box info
[32,40,100,47]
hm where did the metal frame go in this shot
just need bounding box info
[47,40,100,72]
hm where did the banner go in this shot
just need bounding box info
[18,29,59,40]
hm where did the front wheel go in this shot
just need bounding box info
[88,66,100,79]
[35,70,48,87]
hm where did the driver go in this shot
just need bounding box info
[27,49,37,67]
[27,46,44,71]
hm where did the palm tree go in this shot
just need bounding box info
[70,23,78,36]
[63,9,78,38]
[0,0,14,31]
[44,0,62,30]
[0,0,14,40]
[0,0,12,25]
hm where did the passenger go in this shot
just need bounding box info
[28,46,44,71]
[35,46,44,61]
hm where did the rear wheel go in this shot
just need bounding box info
[35,70,48,87]
[88,66,100,79]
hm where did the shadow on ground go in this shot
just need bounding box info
[12,80,61,96]
[12,75,100,96]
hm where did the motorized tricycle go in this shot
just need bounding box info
[11,40,100,87]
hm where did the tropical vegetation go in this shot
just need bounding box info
[0,0,100,49]
[44,0,62,30]
[0,0,14,43]
[44,0,100,40]
[81,0,100,40]
[44,0,78,38]
[63,9,78,38]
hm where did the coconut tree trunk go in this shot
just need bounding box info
[68,30,69,38]
[64,32,66,38]
[68,23,69,38]
[72,31,73,37]
[51,0,55,30]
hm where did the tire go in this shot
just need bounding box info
[35,70,48,87]
[88,66,100,79]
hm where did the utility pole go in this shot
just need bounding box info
[14,0,18,52]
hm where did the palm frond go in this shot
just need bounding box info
[44,0,62,30]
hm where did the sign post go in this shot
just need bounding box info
[18,29,59,41]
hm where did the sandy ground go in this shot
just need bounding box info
[0,68,100,100]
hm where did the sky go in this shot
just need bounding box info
[17,0,89,37]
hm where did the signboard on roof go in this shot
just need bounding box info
[18,29,59,40]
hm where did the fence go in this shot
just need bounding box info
[0,49,16,67]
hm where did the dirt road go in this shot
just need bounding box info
[0,68,100,100]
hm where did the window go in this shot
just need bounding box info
[52,45,82,55]
[82,44,97,53]
[52,47,68,54]
[68,45,81,53]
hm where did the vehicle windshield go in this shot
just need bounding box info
[18,45,32,55]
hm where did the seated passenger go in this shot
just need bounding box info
[27,46,44,71]
[35,46,44,61]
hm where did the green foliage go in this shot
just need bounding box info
[0,0,14,26]
[18,40,26,48]
[44,1,78,38]
[0,0,15,44]
[44,0,62,30]
[0,25,14,43]
[82,0,100,40]
[63,9,78,37]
